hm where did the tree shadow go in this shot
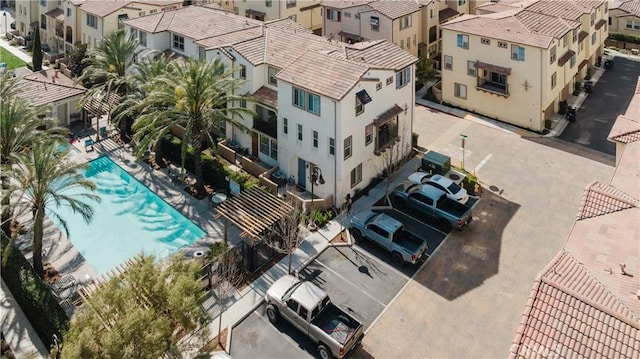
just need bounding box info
[412,190,520,300]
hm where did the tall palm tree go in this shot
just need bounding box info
[7,141,100,277]
[79,31,138,142]
[134,59,252,192]
[0,73,64,244]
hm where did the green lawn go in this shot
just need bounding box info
[0,46,27,70]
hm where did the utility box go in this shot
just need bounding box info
[421,151,451,175]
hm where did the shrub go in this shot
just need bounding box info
[545,119,553,130]
[608,32,640,44]
[0,238,69,348]
[304,209,335,228]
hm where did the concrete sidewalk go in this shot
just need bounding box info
[1,279,48,359]
[0,36,34,65]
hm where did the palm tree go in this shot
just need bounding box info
[79,31,138,142]
[134,59,252,192]
[0,73,64,244]
[7,141,100,277]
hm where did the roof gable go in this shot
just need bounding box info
[576,181,639,220]
[366,0,420,19]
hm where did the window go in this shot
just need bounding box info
[289,14,297,21]
[150,9,158,14]
[481,38,490,45]
[239,64,246,79]
[407,37,410,49]
[563,35,567,47]
[590,12,595,26]
[307,93,320,115]
[297,124,303,141]
[399,15,411,30]
[268,66,278,86]
[454,83,467,99]
[39,0,46,6]
[570,54,576,68]
[293,87,305,108]
[376,82,382,91]
[299,306,308,320]
[591,32,596,45]
[430,9,434,19]
[66,8,71,17]
[365,124,373,145]
[139,11,146,16]
[400,40,404,49]
[329,137,335,156]
[344,136,352,159]
[572,29,577,43]
[265,0,272,7]
[458,0,466,5]
[239,98,247,108]
[344,12,351,18]
[608,16,612,26]
[350,163,362,188]
[131,28,138,41]
[478,70,508,95]
[550,46,556,63]
[444,55,453,70]
[259,135,277,160]
[117,14,128,29]
[313,131,318,148]
[260,136,269,155]
[139,31,147,46]
[551,72,557,89]
[286,0,296,8]
[271,141,278,159]
[396,67,411,88]
[41,14,46,30]
[283,118,288,134]
[511,45,525,61]
[370,16,379,31]
[386,76,393,85]
[456,34,469,49]
[327,9,341,21]
[467,61,475,76]
[498,41,507,49]
[87,14,97,29]
[173,34,184,51]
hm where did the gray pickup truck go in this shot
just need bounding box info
[349,211,428,266]
[265,275,364,359]
[390,181,473,231]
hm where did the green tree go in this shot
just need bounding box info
[134,59,252,192]
[60,255,209,358]
[79,31,138,142]
[66,42,89,78]
[6,141,99,277]
[0,73,64,247]
[32,25,43,71]
[415,53,438,89]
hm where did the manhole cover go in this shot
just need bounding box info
[489,185,499,192]
[448,173,461,180]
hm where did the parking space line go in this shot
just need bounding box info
[252,309,310,353]
[314,257,388,308]
[390,208,448,236]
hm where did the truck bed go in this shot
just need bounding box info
[312,303,361,345]
[394,232,424,253]
[437,197,470,218]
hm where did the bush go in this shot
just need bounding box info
[573,81,582,96]
[304,209,335,228]
[0,238,69,348]
[608,32,640,44]
[161,135,228,188]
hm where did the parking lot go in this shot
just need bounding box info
[230,209,449,359]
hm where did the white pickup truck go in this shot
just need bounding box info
[265,275,364,359]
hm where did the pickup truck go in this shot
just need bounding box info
[389,181,473,231]
[265,275,364,359]
[349,211,428,266]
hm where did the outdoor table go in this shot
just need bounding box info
[210,192,227,207]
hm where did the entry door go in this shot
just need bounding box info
[57,103,68,126]
[298,158,306,188]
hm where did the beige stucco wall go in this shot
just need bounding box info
[609,9,640,35]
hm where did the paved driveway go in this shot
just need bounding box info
[559,56,640,155]
[358,105,614,358]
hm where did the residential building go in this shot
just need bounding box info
[14,0,40,37]
[215,0,323,34]
[13,67,87,126]
[509,77,640,359]
[440,0,608,132]
[609,0,640,36]
[124,5,417,208]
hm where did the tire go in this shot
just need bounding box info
[317,343,332,359]
[350,228,363,242]
[391,252,405,267]
[439,219,453,233]
[266,304,279,324]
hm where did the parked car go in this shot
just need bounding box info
[389,181,473,231]
[265,275,364,359]
[349,211,427,266]
[406,173,469,204]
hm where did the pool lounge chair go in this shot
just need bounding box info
[85,139,94,152]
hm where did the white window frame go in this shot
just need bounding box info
[313,131,318,148]
[173,34,185,51]
[396,67,411,88]
[307,92,320,115]
[399,15,411,30]
[365,124,373,145]
[297,124,303,141]
[268,66,278,86]
[329,137,335,156]
[139,31,147,46]
[550,46,556,63]
[551,72,557,89]
[344,136,352,160]
[467,61,475,76]
[350,163,362,188]
[283,118,288,134]
[456,34,469,49]
[293,87,305,109]
[454,83,467,99]
[86,14,97,29]
[444,55,453,70]
[511,45,525,61]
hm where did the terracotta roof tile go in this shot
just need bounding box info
[575,181,639,219]
[13,68,86,107]
[321,0,372,10]
[45,8,64,21]
[439,7,460,23]
[343,40,417,70]
[365,0,421,19]
[251,86,277,109]
[616,0,640,17]
[524,0,601,21]
[81,0,131,18]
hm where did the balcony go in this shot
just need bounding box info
[374,104,402,155]
[477,81,509,97]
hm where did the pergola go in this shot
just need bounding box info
[82,92,120,139]
[214,186,294,241]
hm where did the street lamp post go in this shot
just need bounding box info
[460,134,468,169]
[2,12,7,35]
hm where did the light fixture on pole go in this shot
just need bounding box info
[460,134,467,169]
[310,164,325,210]
[2,12,6,35]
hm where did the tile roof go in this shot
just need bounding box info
[366,0,421,19]
[197,27,264,50]
[321,0,372,10]
[343,40,418,70]
[608,115,640,143]
[617,0,640,17]
[276,50,369,100]
[13,68,86,107]
[124,5,262,38]
[251,86,278,109]
[80,0,131,18]
[509,251,640,359]
[475,1,522,14]
[575,180,639,219]
[45,8,64,21]
[609,141,640,197]
[439,7,460,23]
[523,0,602,21]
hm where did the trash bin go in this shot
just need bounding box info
[421,151,451,175]
[604,59,613,69]
[584,81,593,94]
[565,106,577,122]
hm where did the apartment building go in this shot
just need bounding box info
[214,0,323,34]
[440,0,608,132]
[124,5,417,207]
[609,0,640,36]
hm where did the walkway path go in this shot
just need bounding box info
[1,279,48,359]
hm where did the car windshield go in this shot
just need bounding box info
[447,182,462,194]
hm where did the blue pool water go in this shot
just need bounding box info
[48,156,206,275]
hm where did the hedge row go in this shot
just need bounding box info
[1,238,69,349]
[160,135,228,189]
[608,32,640,44]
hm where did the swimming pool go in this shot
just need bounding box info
[48,156,206,275]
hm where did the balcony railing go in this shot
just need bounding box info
[477,82,509,97]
